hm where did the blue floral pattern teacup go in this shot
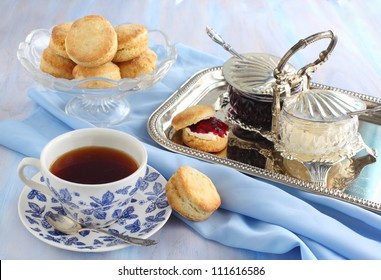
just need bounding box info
[18,128,147,228]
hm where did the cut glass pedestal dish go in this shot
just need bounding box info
[17,28,177,126]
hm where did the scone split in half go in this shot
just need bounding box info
[171,105,229,153]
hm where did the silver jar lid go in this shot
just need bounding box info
[282,88,366,122]
[222,53,296,98]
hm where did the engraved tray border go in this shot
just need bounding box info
[148,66,381,213]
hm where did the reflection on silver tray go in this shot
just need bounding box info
[148,67,381,213]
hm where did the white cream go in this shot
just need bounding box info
[278,113,360,162]
[184,127,226,141]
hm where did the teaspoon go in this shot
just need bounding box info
[206,26,247,60]
[46,212,158,246]
[347,105,381,116]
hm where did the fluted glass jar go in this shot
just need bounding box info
[277,88,367,163]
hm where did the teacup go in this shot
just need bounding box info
[18,128,147,228]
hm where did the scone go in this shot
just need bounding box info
[171,105,229,153]
[113,24,148,62]
[72,62,121,88]
[48,22,72,59]
[117,49,157,78]
[40,47,76,79]
[165,166,221,221]
[65,15,117,67]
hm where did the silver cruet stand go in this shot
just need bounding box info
[271,30,376,187]
[271,30,338,138]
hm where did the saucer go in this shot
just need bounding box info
[18,165,172,252]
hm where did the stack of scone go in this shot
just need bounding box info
[40,15,157,88]
[165,166,221,222]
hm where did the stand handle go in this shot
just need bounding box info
[274,30,338,82]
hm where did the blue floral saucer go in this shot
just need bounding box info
[18,165,172,252]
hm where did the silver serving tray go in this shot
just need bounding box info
[148,67,381,213]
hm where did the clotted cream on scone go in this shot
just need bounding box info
[171,105,229,153]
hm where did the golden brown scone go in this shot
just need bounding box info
[48,22,72,59]
[182,129,228,153]
[65,15,117,67]
[40,47,76,79]
[213,146,227,158]
[171,105,215,131]
[113,24,148,62]
[72,62,121,88]
[165,166,221,221]
[171,105,229,153]
[116,49,157,78]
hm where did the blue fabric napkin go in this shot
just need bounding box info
[2,44,381,260]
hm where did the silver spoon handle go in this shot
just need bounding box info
[206,26,246,60]
[88,228,158,246]
[347,105,381,116]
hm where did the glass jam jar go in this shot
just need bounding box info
[222,53,298,141]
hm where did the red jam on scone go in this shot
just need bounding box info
[171,105,229,153]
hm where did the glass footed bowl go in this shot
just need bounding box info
[17,27,177,126]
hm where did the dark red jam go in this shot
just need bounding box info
[227,144,267,168]
[228,83,302,132]
[228,85,273,131]
[188,117,228,137]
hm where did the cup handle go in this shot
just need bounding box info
[17,157,52,196]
